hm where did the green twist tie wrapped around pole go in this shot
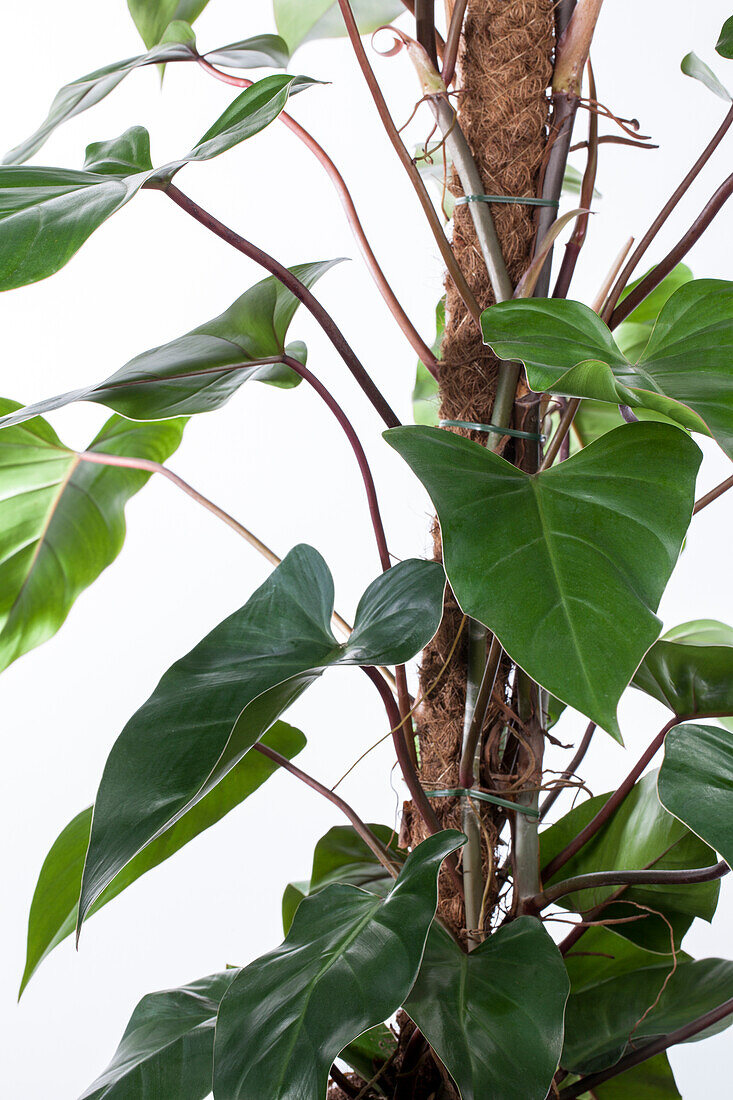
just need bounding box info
[426,788,540,818]
[440,419,545,442]
[456,194,560,208]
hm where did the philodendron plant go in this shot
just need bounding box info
[4,1,733,1098]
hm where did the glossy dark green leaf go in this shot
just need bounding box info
[127,0,210,48]
[405,920,569,1100]
[3,30,289,166]
[659,722,733,868]
[633,619,733,718]
[587,1054,682,1099]
[718,15,733,57]
[481,280,733,459]
[213,830,464,1100]
[541,772,719,952]
[80,970,235,1098]
[274,0,404,52]
[0,261,340,428]
[339,1024,397,1085]
[681,52,732,101]
[385,422,699,737]
[412,299,443,426]
[78,549,444,929]
[0,77,311,291]
[281,881,307,935]
[563,955,733,1074]
[0,405,183,673]
[21,722,305,995]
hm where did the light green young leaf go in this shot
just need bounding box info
[0,76,312,291]
[587,1054,682,1099]
[541,772,720,952]
[80,970,236,1098]
[412,298,443,426]
[0,261,341,427]
[681,51,732,101]
[659,723,733,868]
[78,549,445,929]
[405,920,569,1100]
[3,31,289,166]
[213,831,464,1100]
[20,722,305,996]
[633,619,733,718]
[0,404,184,674]
[614,264,694,361]
[718,15,733,58]
[481,279,733,460]
[127,0,210,48]
[385,422,699,737]
[274,0,404,52]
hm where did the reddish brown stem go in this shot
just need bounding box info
[694,473,733,514]
[253,743,398,877]
[336,0,481,323]
[603,102,733,321]
[558,997,733,1097]
[196,58,439,374]
[441,0,467,86]
[610,171,733,327]
[539,721,596,819]
[281,356,390,571]
[532,860,728,911]
[161,183,401,429]
[362,664,465,897]
[553,63,599,299]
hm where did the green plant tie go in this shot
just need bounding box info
[426,788,540,818]
[439,419,545,442]
[456,194,560,208]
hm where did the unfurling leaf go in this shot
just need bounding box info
[0,261,342,427]
[385,422,699,736]
[21,723,306,995]
[3,31,289,165]
[412,298,443,426]
[659,722,733,868]
[405,920,569,1100]
[274,0,404,52]
[541,772,720,951]
[80,970,235,1098]
[681,52,732,101]
[633,619,733,717]
[213,831,464,1099]
[0,405,184,674]
[78,549,445,929]
[481,279,733,460]
[0,76,313,290]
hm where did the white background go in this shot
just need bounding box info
[1,1,731,1095]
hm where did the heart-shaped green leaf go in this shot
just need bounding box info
[385,422,699,736]
[80,970,236,1098]
[212,830,464,1100]
[78,548,445,929]
[127,0,210,48]
[658,722,733,868]
[563,954,733,1074]
[633,619,733,718]
[0,261,340,428]
[274,0,404,52]
[614,264,694,362]
[20,721,305,996]
[0,75,312,291]
[404,920,569,1100]
[541,772,720,951]
[718,15,733,57]
[481,280,733,459]
[681,52,732,101]
[3,32,289,166]
[0,404,183,674]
